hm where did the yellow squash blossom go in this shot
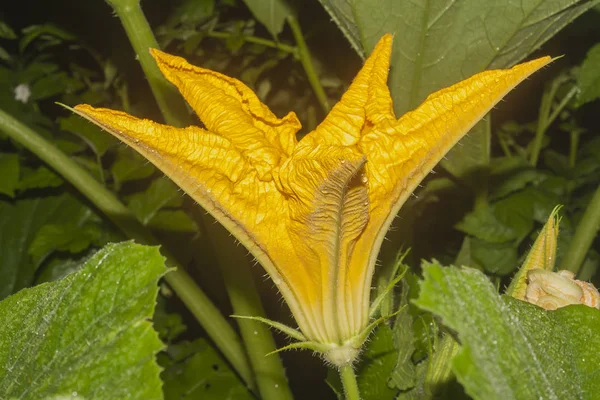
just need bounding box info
[72,34,550,365]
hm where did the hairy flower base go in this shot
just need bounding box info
[324,342,361,366]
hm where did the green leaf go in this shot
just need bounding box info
[455,206,517,243]
[126,177,183,225]
[35,256,85,284]
[163,0,215,30]
[30,72,84,101]
[0,194,96,300]
[576,42,600,107]
[28,223,102,266]
[19,24,77,52]
[0,46,11,63]
[440,119,490,181]
[322,0,595,114]
[494,187,557,231]
[0,153,19,198]
[110,147,155,188]
[18,166,64,191]
[356,325,398,400]
[242,0,294,37]
[147,210,198,233]
[414,262,600,400]
[490,168,547,200]
[60,114,117,157]
[160,338,252,400]
[470,238,518,275]
[0,242,166,399]
[0,22,17,39]
[17,62,59,83]
[317,0,364,57]
[153,297,187,343]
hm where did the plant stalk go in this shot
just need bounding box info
[0,107,254,390]
[287,15,330,114]
[560,183,600,275]
[106,0,291,396]
[339,365,360,400]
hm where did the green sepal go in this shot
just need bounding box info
[357,307,404,347]
[231,315,307,342]
[506,205,562,299]
[369,249,409,318]
[266,341,330,357]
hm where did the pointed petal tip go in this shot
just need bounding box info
[372,33,393,55]
[149,48,174,65]
[518,55,554,73]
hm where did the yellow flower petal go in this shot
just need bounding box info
[354,57,552,333]
[73,35,552,360]
[304,34,395,148]
[151,49,300,163]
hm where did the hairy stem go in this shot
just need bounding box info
[0,107,254,390]
[339,364,361,400]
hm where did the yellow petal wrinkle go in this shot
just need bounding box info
[303,33,394,148]
[73,35,552,365]
[150,49,300,163]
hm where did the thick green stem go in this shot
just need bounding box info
[287,15,330,114]
[105,0,191,127]
[339,365,360,400]
[560,183,600,275]
[205,219,293,400]
[106,0,291,395]
[0,107,254,390]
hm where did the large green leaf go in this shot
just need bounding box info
[0,193,97,300]
[242,0,294,37]
[414,262,600,400]
[320,0,596,114]
[318,0,598,176]
[0,242,166,399]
